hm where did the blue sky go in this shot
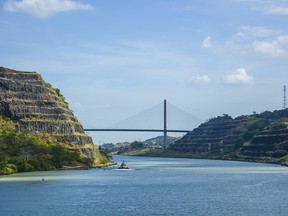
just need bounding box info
[1,0,288,144]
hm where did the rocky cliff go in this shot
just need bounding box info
[241,119,288,159]
[0,66,105,165]
[167,110,288,165]
[169,115,259,154]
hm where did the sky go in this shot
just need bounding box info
[1,0,288,144]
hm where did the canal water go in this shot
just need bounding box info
[0,156,288,216]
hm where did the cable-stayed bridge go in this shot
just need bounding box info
[84,100,202,147]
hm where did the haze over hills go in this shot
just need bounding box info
[89,101,202,145]
[101,135,181,153]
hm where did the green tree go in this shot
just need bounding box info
[130,141,144,149]
[51,145,66,168]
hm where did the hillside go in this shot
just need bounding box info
[0,67,109,174]
[170,114,259,153]
[101,135,180,155]
[240,113,288,163]
[165,110,288,165]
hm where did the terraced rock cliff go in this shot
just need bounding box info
[167,110,288,165]
[169,115,259,154]
[0,66,104,165]
[241,119,288,159]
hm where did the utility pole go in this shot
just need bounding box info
[164,99,167,150]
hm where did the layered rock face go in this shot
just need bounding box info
[169,109,288,165]
[0,67,95,157]
[170,115,258,154]
[241,124,288,158]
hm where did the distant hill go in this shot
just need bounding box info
[101,135,181,155]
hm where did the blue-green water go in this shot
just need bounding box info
[1,156,288,216]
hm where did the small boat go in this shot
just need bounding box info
[117,160,129,169]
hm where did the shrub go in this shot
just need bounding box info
[234,138,245,149]
[17,160,35,172]
[130,141,144,149]
[6,164,17,172]
[0,167,15,175]
[270,119,288,130]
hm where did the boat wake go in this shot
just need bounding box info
[114,168,134,171]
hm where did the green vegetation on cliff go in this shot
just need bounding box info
[0,116,98,175]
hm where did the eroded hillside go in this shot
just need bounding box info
[168,110,288,165]
[0,67,108,170]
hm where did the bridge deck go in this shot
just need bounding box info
[84,129,190,133]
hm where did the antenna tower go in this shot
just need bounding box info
[284,85,287,109]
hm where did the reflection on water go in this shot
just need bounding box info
[0,156,288,216]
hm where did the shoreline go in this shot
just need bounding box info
[60,161,117,170]
[117,149,288,167]
[0,161,117,176]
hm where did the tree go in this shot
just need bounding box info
[130,141,144,149]
[51,145,66,169]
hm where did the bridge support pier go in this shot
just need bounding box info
[164,99,167,150]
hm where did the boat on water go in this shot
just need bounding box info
[117,160,129,169]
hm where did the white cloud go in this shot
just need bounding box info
[187,75,211,85]
[230,26,280,46]
[239,26,281,38]
[3,0,94,18]
[232,0,288,16]
[228,25,288,58]
[265,6,288,15]
[253,35,288,57]
[253,41,284,56]
[223,68,253,85]
[202,36,212,48]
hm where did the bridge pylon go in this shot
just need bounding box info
[164,99,167,150]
